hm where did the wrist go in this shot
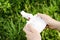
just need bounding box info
[48,19,58,29]
[49,19,60,31]
[55,21,60,31]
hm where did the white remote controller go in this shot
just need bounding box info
[21,11,46,33]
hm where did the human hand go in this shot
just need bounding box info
[23,24,41,40]
[37,13,57,29]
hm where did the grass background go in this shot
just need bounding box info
[0,0,60,40]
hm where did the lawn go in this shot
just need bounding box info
[0,0,60,40]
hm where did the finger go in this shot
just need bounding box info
[26,35,31,40]
[26,34,41,40]
[27,24,39,33]
[36,13,48,24]
[23,25,27,32]
[37,13,45,18]
[24,28,32,34]
[23,24,31,32]
[37,13,51,19]
[23,25,32,35]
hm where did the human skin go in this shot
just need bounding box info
[37,13,60,31]
[23,24,41,40]
[23,13,60,40]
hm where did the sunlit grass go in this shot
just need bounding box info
[0,0,60,40]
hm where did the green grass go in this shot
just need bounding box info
[0,0,60,40]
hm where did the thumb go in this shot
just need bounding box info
[37,13,46,18]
